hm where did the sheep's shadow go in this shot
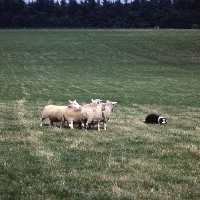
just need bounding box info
[41,123,101,130]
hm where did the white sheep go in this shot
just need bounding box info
[101,100,117,130]
[58,99,100,130]
[89,100,117,130]
[62,107,82,129]
[40,100,81,129]
[64,99,103,129]
[80,102,103,131]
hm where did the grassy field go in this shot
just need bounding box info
[0,29,200,199]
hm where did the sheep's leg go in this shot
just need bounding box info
[60,116,65,129]
[81,122,85,131]
[85,121,90,131]
[104,122,107,130]
[78,122,82,129]
[97,121,100,131]
[69,121,74,129]
[40,117,44,126]
[85,122,88,131]
[64,120,68,127]
[49,119,54,126]
[80,119,85,131]
[60,121,64,129]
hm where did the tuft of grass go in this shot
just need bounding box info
[0,29,200,199]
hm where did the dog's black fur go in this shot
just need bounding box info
[143,114,167,125]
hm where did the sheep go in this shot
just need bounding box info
[62,107,82,129]
[89,100,117,130]
[101,100,117,130]
[80,102,103,131]
[40,100,81,129]
[63,99,103,129]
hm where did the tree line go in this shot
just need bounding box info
[0,0,200,29]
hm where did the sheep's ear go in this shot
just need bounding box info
[112,102,117,105]
[69,100,72,103]
[91,99,94,102]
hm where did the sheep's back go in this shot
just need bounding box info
[48,106,67,120]
[42,105,56,118]
[64,108,81,119]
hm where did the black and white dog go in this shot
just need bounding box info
[143,114,167,125]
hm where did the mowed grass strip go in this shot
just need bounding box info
[0,29,200,199]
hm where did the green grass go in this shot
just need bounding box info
[0,29,200,199]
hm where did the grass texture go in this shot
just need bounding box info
[0,29,200,199]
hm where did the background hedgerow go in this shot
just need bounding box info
[0,29,200,199]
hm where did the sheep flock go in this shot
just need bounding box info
[40,99,117,131]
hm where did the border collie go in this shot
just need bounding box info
[143,114,167,125]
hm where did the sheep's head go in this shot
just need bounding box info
[106,100,117,111]
[102,103,106,111]
[91,99,103,104]
[68,100,81,108]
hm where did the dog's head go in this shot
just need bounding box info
[158,117,167,125]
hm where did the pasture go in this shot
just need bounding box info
[0,29,200,199]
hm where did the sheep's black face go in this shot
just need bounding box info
[111,104,115,111]
[102,104,106,111]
